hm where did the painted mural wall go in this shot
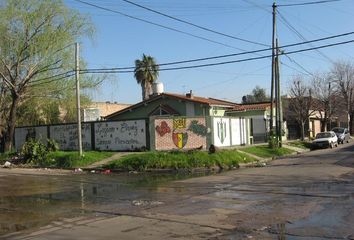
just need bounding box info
[15,126,48,150]
[213,117,231,147]
[94,120,146,151]
[50,124,92,150]
[154,117,208,150]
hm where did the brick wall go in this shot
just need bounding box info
[154,117,208,151]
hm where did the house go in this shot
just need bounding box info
[104,91,255,150]
[226,102,272,143]
[105,91,238,121]
[82,102,131,121]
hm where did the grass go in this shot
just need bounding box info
[105,150,256,171]
[47,151,114,168]
[241,145,295,158]
[286,141,312,149]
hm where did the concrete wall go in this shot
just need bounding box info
[211,117,249,147]
[15,120,147,151]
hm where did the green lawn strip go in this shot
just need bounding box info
[286,141,312,149]
[241,145,295,158]
[47,151,114,168]
[105,150,256,171]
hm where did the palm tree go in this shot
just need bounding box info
[134,54,160,101]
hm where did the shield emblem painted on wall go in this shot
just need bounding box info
[217,119,227,144]
[172,132,188,149]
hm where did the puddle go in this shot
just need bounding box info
[0,171,207,236]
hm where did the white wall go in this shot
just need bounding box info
[213,117,231,147]
[94,120,146,151]
[15,126,48,150]
[231,118,248,146]
[50,124,92,150]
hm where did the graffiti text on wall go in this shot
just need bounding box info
[95,120,146,151]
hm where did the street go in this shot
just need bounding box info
[1,143,354,240]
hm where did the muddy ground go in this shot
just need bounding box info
[1,143,353,240]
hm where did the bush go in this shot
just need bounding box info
[20,139,53,166]
[47,139,60,152]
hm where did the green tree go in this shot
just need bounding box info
[242,86,269,103]
[0,0,94,151]
[134,54,160,101]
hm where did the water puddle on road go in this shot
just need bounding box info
[0,171,210,236]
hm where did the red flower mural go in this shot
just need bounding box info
[155,121,171,137]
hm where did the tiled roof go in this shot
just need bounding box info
[228,102,271,112]
[165,93,238,107]
[105,92,238,119]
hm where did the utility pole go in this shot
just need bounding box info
[270,2,277,137]
[75,42,83,156]
[276,39,283,147]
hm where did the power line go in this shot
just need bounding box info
[120,0,269,47]
[29,72,75,87]
[277,0,343,7]
[81,39,354,74]
[277,10,334,63]
[73,0,247,51]
[80,31,354,72]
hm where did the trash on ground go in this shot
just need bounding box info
[3,161,12,168]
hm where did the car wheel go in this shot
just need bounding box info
[330,142,334,148]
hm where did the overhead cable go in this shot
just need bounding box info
[74,0,246,51]
[80,31,354,72]
[121,0,269,47]
[277,0,343,7]
[81,39,354,74]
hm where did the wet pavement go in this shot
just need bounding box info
[0,143,354,239]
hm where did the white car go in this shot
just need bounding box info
[311,131,338,150]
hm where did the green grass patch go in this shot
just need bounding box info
[47,151,114,168]
[241,145,295,158]
[286,141,312,149]
[105,150,256,171]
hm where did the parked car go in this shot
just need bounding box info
[331,127,350,144]
[311,131,338,150]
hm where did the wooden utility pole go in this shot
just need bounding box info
[270,2,277,136]
[75,42,83,156]
[276,39,283,147]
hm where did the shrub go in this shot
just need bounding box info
[20,139,53,166]
[47,139,60,152]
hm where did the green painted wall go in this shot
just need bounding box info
[209,107,227,116]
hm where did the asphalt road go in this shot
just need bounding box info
[2,143,354,240]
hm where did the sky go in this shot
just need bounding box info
[65,0,354,104]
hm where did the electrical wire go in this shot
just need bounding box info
[73,0,247,51]
[120,0,269,47]
[81,39,354,74]
[277,10,334,63]
[80,31,354,72]
[277,0,343,7]
[29,72,76,87]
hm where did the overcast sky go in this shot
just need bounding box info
[65,0,354,104]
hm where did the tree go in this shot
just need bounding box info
[330,61,354,133]
[288,77,315,141]
[242,86,269,103]
[134,54,160,101]
[0,0,94,151]
[311,73,339,132]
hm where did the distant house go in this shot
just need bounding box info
[83,102,131,121]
